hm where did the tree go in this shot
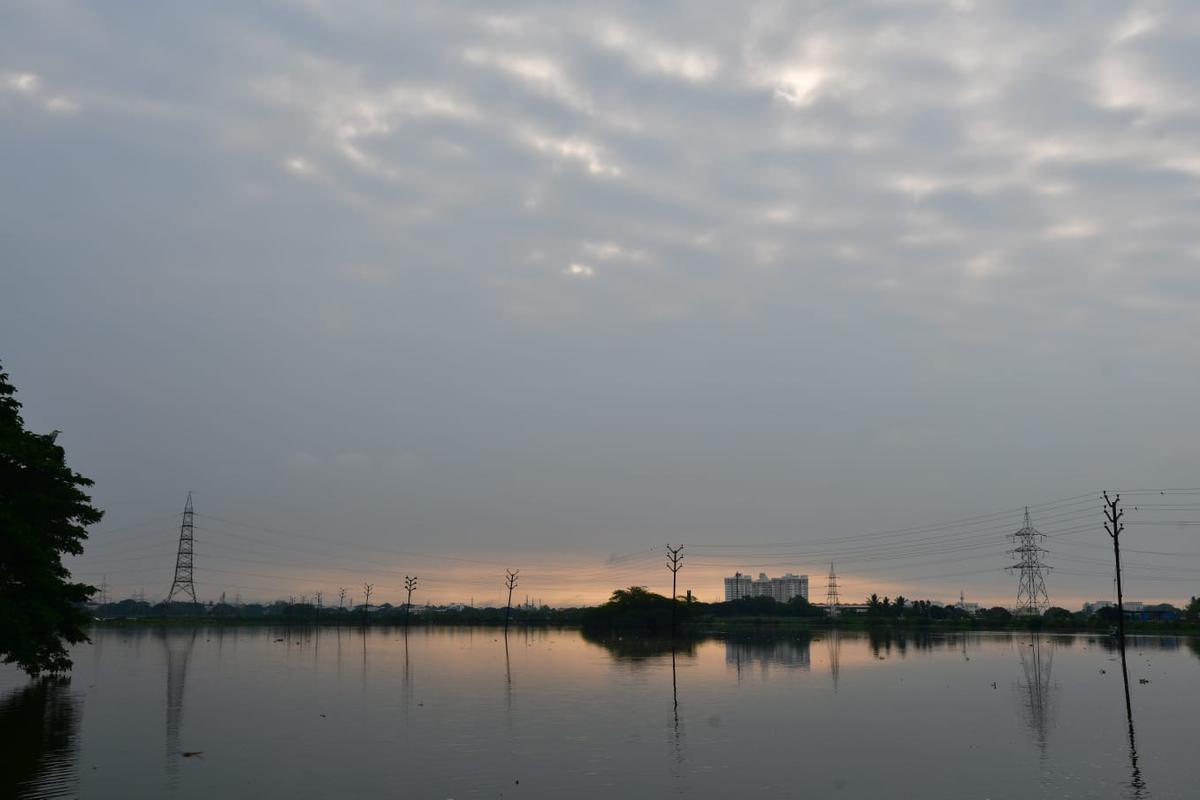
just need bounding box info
[0,363,102,674]
[1043,606,1073,623]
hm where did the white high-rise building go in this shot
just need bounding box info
[724,572,754,601]
[725,572,808,602]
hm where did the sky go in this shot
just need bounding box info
[2,0,1199,608]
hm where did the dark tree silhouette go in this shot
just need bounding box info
[0,363,102,675]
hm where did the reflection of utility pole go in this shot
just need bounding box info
[504,570,519,634]
[404,576,418,628]
[666,545,684,633]
[1103,492,1131,717]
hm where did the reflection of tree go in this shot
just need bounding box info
[161,628,197,788]
[1014,634,1056,758]
[1186,636,1200,661]
[0,678,80,798]
[580,631,701,662]
[866,629,934,658]
[725,635,811,673]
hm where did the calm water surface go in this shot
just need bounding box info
[1,626,1197,798]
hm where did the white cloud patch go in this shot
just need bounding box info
[564,262,595,278]
[2,70,78,113]
[595,22,720,82]
[522,131,621,177]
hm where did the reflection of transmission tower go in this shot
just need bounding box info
[162,628,197,787]
[1016,633,1056,758]
[825,563,840,618]
[1008,507,1051,615]
[827,629,841,693]
[167,493,197,604]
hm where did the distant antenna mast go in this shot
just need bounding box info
[1008,507,1051,615]
[167,492,198,604]
[825,563,840,618]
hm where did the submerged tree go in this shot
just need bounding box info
[0,363,102,675]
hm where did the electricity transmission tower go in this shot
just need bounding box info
[1008,507,1052,615]
[167,492,198,604]
[825,563,840,618]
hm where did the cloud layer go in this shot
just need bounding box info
[2,1,1199,604]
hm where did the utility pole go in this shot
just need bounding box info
[504,570,519,634]
[666,545,684,633]
[404,576,418,628]
[167,492,198,605]
[1104,491,1132,718]
[362,583,373,626]
[1008,507,1052,616]
[315,591,323,620]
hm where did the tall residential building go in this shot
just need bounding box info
[724,572,754,601]
[725,572,808,602]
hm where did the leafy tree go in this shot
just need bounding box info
[0,364,102,675]
[1043,606,1073,622]
[979,606,1012,624]
[1186,596,1200,623]
[866,593,881,613]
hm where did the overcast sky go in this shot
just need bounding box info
[3,1,1198,606]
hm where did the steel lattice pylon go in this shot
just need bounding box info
[167,492,197,604]
[825,562,840,618]
[1008,507,1051,615]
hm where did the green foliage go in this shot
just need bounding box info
[0,363,102,674]
[581,586,698,633]
[978,606,1012,624]
[1043,606,1074,622]
[707,594,826,619]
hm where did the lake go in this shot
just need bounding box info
[1,626,1196,798]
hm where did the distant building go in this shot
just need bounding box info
[1083,600,1148,615]
[725,572,808,603]
[955,590,979,614]
[724,572,753,601]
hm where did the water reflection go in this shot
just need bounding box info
[670,645,683,770]
[724,635,811,673]
[1014,634,1056,758]
[826,629,841,692]
[0,678,80,799]
[580,632,700,662]
[161,628,197,789]
[4,627,1196,798]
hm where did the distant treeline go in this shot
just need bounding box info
[90,592,1200,634]
[90,598,584,626]
[577,588,1200,635]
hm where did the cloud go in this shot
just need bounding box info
[564,262,595,278]
[5,1,1200,604]
[2,70,78,113]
